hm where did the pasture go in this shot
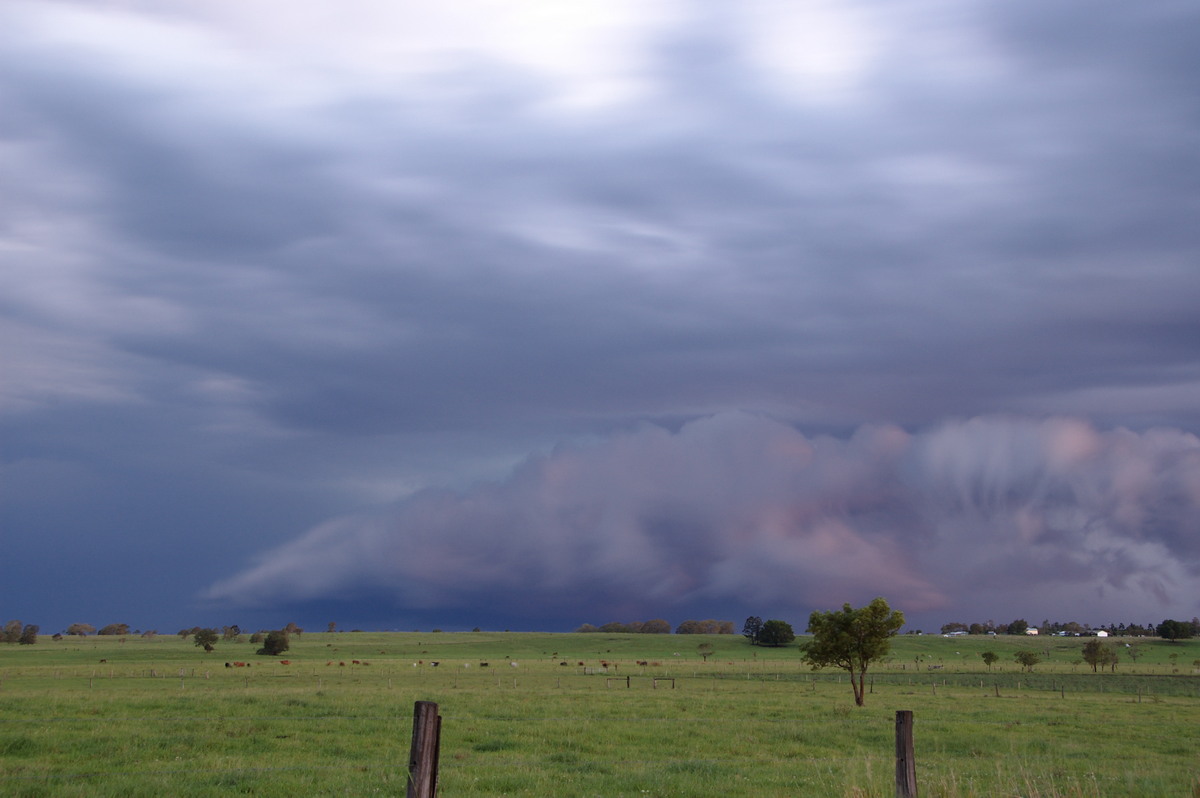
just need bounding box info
[1,631,1197,796]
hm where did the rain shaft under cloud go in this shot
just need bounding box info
[203,414,1200,628]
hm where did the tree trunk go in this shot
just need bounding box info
[852,670,865,705]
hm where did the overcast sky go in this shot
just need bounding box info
[3,0,1199,635]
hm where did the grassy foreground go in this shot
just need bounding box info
[1,631,1197,797]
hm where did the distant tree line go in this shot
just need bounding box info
[574,619,735,634]
[0,620,303,651]
[2,620,39,645]
[936,619,1030,635]
[675,619,735,634]
[175,622,301,655]
[741,616,796,646]
[575,619,671,634]
[935,617,1200,637]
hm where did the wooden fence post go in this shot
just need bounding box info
[895,710,917,798]
[408,700,441,798]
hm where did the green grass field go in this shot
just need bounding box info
[2,631,1197,796]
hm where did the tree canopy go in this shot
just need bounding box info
[1081,639,1114,672]
[802,597,904,706]
[257,630,290,656]
[193,628,220,651]
[757,619,795,647]
[1156,619,1193,642]
[742,616,763,645]
[675,619,735,634]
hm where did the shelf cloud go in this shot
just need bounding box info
[204,414,1200,626]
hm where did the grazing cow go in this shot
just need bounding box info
[352,660,360,664]
[636,661,648,667]
[225,662,232,668]
[510,661,519,668]
[431,661,440,667]
[559,661,568,666]
[99,659,107,663]
[480,662,489,668]
[279,660,290,665]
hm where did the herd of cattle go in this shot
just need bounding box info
[211,658,668,669]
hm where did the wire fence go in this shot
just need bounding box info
[3,702,1194,796]
[3,666,1197,796]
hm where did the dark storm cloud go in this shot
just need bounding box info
[3,0,1199,630]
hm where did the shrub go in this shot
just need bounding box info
[256,630,290,656]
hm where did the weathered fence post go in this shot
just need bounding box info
[895,710,917,798]
[408,700,441,798]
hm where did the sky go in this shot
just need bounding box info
[3,0,1199,636]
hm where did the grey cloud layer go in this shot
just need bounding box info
[204,414,1200,625]
[5,1,1199,436]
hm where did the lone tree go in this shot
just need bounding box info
[980,651,999,670]
[1081,639,1120,672]
[257,630,290,656]
[1014,651,1041,672]
[1156,619,1193,642]
[742,616,763,645]
[193,628,220,652]
[803,597,905,706]
[758,619,796,647]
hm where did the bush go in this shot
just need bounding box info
[758,619,796,647]
[256,630,290,656]
[193,628,219,651]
